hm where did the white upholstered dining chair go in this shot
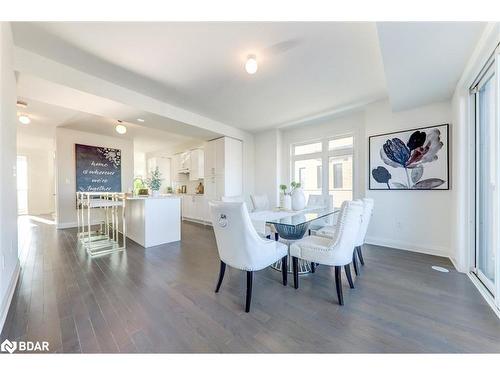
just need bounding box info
[289,200,363,305]
[316,198,374,275]
[250,194,270,212]
[209,201,288,312]
[221,195,272,239]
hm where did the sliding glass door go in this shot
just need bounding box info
[475,65,496,294]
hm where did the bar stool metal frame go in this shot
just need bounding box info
[76,192,126,256]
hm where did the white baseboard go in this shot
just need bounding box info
[365,236,450,259]
[0,262,20,334]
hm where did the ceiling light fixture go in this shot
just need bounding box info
[137,118,145,123]
[245,55,258,74]
[115,120,127,135]
[16,100,28,108]
[18,114,31,125]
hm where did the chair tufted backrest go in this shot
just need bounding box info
[250,194,270,212]
[326,200,363,265]
[354,198,374,246]
[209,201,269,270]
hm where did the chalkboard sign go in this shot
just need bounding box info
[75,144,122,192]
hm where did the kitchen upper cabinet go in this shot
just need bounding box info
[179,151,191,172]
[204,140,216,177]
[189,148,204,181]
[172,154,181,177]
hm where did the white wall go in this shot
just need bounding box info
[0,22,20,333]
[17,141,56,216]
[55,128,134,228]
[364,100,452,257]
[254,129,282,206]
[256,98,453,258]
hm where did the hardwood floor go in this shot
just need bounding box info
[2,215,500,353]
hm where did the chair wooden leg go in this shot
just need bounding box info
[245,271,253,313]
[292,256,299,289]
[311,262,316,273]
[352,252,359,276]
[308,229,311,236]
[357,246,365,266]
[281,256,288,286]
[274,232,279,241]
[344,264,354,289]
[335,266,344,305]
[215,261,226,293]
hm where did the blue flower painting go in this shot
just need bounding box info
[369,124,449,190]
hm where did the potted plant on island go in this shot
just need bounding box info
[145,167,163,197]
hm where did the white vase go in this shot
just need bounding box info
[151,190,160,197]
[291,188,306,211]
[282,194,292,210]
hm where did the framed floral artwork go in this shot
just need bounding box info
[369,124,449,190]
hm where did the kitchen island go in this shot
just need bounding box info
[125,195,181,248]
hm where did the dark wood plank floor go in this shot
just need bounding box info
[2,215,500,353]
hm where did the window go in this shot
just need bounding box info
[316,165,322,189]
[293,142,322,156]
[298,167,306,187]
[293,158,322,201]
[332,163,343,189]
[291,136,353,208]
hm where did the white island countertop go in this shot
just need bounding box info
[126,195,181,200]
[125,195,181,247]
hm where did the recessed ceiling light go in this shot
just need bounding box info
[115,121,127,135]
[18,115,31,125]
[137,118,145,122]
[245,55,258,74]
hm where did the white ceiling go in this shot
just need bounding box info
[377,22,485,111]
[12,22,486,133]
[12,22,388,131]
[16,98,199,154]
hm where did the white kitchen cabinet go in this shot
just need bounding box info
[179,151,191,172]
[204,140,216,177]
[189,148,204,181]
[204,137,242,200]
[181,195,208,223]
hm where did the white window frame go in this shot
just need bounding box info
[469,44,500,309]
[290,134,355,206]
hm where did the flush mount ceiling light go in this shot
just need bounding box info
[137,118,145,123]
[115,120,127,135]
[245,55,258,74]
[18,114,31,125]
[16,100,28,108]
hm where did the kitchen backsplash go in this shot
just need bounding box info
[172,173,204,194]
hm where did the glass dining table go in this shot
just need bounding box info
[249,207,339,274]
